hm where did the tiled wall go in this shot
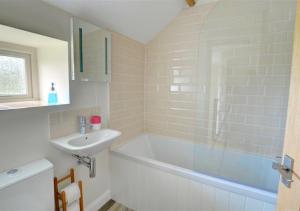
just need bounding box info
[109,32,145,146]
[145,3,215,140]
[49,106,101,139]
[145,0,296,157]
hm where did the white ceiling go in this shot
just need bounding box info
[42,0,187,44]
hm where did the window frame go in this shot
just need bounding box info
[0,42,39,103]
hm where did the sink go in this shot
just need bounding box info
[50,129,121,156]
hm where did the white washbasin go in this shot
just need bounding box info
[50,129,121,156]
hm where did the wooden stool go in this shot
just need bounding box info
[54,168,84,211]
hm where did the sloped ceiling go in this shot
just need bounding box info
[42,0,187,44]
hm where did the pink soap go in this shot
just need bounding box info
[90,115,101,124]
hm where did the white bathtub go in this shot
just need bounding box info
[110,133,278,211]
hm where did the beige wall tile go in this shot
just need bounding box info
[144,0,296,158]
[109,32,145,146]
[49,106,101,139]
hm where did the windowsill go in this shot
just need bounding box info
[0,100,67,110]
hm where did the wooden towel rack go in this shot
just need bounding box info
[54,168,84,211]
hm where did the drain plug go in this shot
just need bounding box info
[7,169,18,175]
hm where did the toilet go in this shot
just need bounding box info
[0,159,54,211]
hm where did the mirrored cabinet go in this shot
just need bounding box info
[0,23,70,110]
[72,17,111,82]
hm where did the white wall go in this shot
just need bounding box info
[0,0,110,207]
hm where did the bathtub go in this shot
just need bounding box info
[110,133,278,211]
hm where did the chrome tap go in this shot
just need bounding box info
[79,116,90,134]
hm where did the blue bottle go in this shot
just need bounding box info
[48,82,58,105]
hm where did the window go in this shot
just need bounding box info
[0,45,37,102]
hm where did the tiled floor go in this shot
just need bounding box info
[99,200,133,211]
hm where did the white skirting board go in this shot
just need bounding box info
[85,190,111,211]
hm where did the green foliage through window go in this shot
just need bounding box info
[0,55,27,96]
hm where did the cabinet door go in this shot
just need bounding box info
[72,17,111,82]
